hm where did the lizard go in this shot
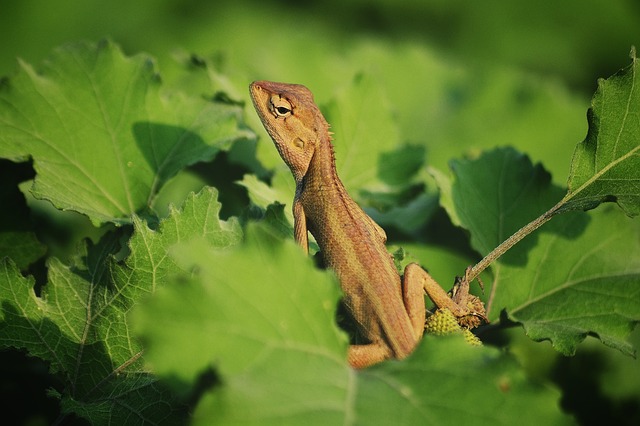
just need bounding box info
[249,80,485,368]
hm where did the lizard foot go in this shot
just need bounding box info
[450,266,488,329]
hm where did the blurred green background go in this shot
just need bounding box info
[2,0,638,90]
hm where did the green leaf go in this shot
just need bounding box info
[0,40,252,225]
[133,222,346,384]
[439,147,640,355]
[238,171,294,217]
[563,48,640,216]
[122,187,243,292]
[0,236,186,424]
[261,202,295,241]
[365,191,439,235]
[0,186,239,423]
[0,231,45,269]
[501,207,640,356]
[344,42,586,184]
[355,337,568,426]
[435,148,564,257]
[133,223,568,425]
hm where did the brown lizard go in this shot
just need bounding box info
[250,80,484,368]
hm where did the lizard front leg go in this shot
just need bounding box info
[293,198,309,255]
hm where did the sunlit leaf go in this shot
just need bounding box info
[0,40,252,225]
[563,49,640,216]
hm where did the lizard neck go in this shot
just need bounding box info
[304,134,344,191]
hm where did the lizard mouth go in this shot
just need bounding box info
[249,82,272,127]
[248,82,266,113]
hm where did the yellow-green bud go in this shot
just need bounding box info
[425,308,483,346]
[462,329,482,346]
[424,308,462,336]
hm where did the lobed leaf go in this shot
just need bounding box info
[0,236,186,424]
[121,187,243,294]
[0,40,252,225]
[435,148,564,258]
[500,206,640,356]
[132,223,346,387]
[564,48,640,216]
[0,187,239,423]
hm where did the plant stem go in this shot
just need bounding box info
[466,199,565,283]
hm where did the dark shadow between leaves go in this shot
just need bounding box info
[1,302,112,399]
[552,344,640,426]
[158,367,221,413]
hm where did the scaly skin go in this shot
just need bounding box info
[250,81,480,368]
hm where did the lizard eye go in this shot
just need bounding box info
[270,95,293,118]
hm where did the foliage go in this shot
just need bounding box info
[0,5,639,424]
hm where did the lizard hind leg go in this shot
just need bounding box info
[401,263,429,341]
[405,263,489,331]
[403,263,470,318]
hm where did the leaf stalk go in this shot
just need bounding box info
[466,199,565,282]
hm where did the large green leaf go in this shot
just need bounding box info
[437,148,640,355]
[0,236,187,424]
[0,187,240,423]
[499,206,640,356]
[0,40,253,225]
[563,49,640,216]
[133,222,569,425]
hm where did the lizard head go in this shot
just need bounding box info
[250,81,330,181]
